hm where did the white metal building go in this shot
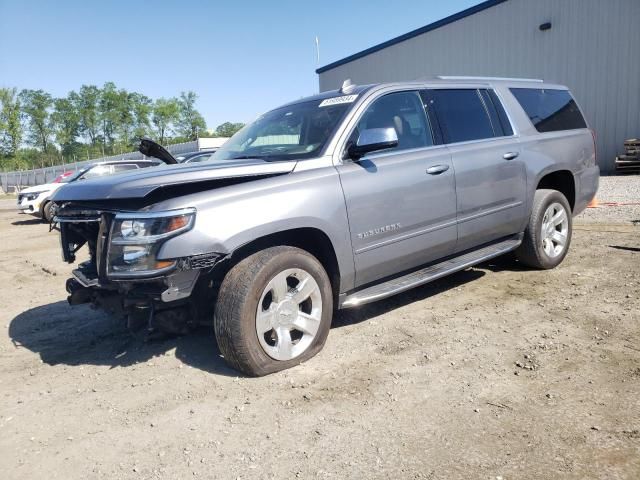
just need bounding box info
[316,0,640,172]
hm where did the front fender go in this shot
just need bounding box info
[156,167,356,291]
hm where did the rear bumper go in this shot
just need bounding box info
[573,165,599,215]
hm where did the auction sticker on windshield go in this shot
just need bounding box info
[318,95,358,107]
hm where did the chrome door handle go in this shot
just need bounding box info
[503,152,519,160]
[426,164,450,175]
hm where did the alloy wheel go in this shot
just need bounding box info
[255,268,322,361]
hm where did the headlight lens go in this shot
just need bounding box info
[107,209,195,277]
[23,191,47,200]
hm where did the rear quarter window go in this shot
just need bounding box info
[510,88,587,133]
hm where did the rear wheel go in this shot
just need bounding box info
[516,189,572,269]
[214,246,333,376]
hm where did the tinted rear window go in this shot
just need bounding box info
[510,88,586,133]
[487,90,513,136]
[428,89,495,143]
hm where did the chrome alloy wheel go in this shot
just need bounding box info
[256,268,323,361]
[541,202,569,258]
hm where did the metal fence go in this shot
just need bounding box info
[0,140,200,193]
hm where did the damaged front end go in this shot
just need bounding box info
[57,203,223,338]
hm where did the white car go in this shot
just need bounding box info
[17,180,66,221]
[17,160,160,222]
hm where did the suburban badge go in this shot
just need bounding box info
[357,223,401,239]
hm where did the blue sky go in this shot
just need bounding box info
[0,0,478,129]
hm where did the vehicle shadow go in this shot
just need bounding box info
[334,255,530,327]
[609,245,640,252]
[11,218,45,226]
[333,268,486,328]
[8,301,238,377]
[9,260,518,376]
[475,254,532,273]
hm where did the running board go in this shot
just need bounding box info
[340,234,523,308]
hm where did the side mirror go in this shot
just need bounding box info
[348,127,398,160]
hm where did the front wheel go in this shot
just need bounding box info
[516,189,572,269]
[42,201,55,223]
[214,246,333,376]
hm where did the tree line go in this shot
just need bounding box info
[0,83,245,171]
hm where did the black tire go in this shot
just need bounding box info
[516,189,572,269]
[214,246,333,376]
[41,201,55,223]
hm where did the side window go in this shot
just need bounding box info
[187,154,212,163]
[349,91,433,153]
[428,89,495,143]
[510,88,587,133]
[111,164,138,173]
[479,89,514,137]
[80,164,112,179]
[487,90,513,136]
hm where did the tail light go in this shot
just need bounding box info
[590,129,597,167]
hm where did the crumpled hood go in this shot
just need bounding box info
[51,159,297,202]
[22,183,62,194]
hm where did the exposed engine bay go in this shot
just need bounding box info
[56,202,223,339]
[49,138,297,338]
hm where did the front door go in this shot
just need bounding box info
[336,91,458,287]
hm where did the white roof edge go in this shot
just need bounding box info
[437,75,544,83]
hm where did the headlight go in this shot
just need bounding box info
[107,208,195,277]
[23,191,48,200]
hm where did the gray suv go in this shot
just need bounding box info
[52,77,599,376]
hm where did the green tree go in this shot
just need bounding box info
[113,89,136,152]
[51,95,80,153]
[0,87,23,156]
[1,83,222,170]
[19,89,53,152]
[215,121,245,138]
[76,85,101,145]
[130,92,153,141]
[152,98,180,144]
[99,82,120,151]
[177,91,206,140]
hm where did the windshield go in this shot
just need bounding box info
[61,169,87,183]
[211,98,353,161]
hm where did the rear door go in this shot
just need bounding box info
[337,90,457,287]
[425,88,527,252]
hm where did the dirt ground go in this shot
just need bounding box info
[0,198,638,480]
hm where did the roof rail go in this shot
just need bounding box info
[437,75,544,83]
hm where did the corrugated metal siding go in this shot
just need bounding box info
[318,0,640,172]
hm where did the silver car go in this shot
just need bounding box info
[52,77,599,376]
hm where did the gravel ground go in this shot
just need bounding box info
[0,197,17,211]
[576,175,640,224]
[1,177,639,479]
